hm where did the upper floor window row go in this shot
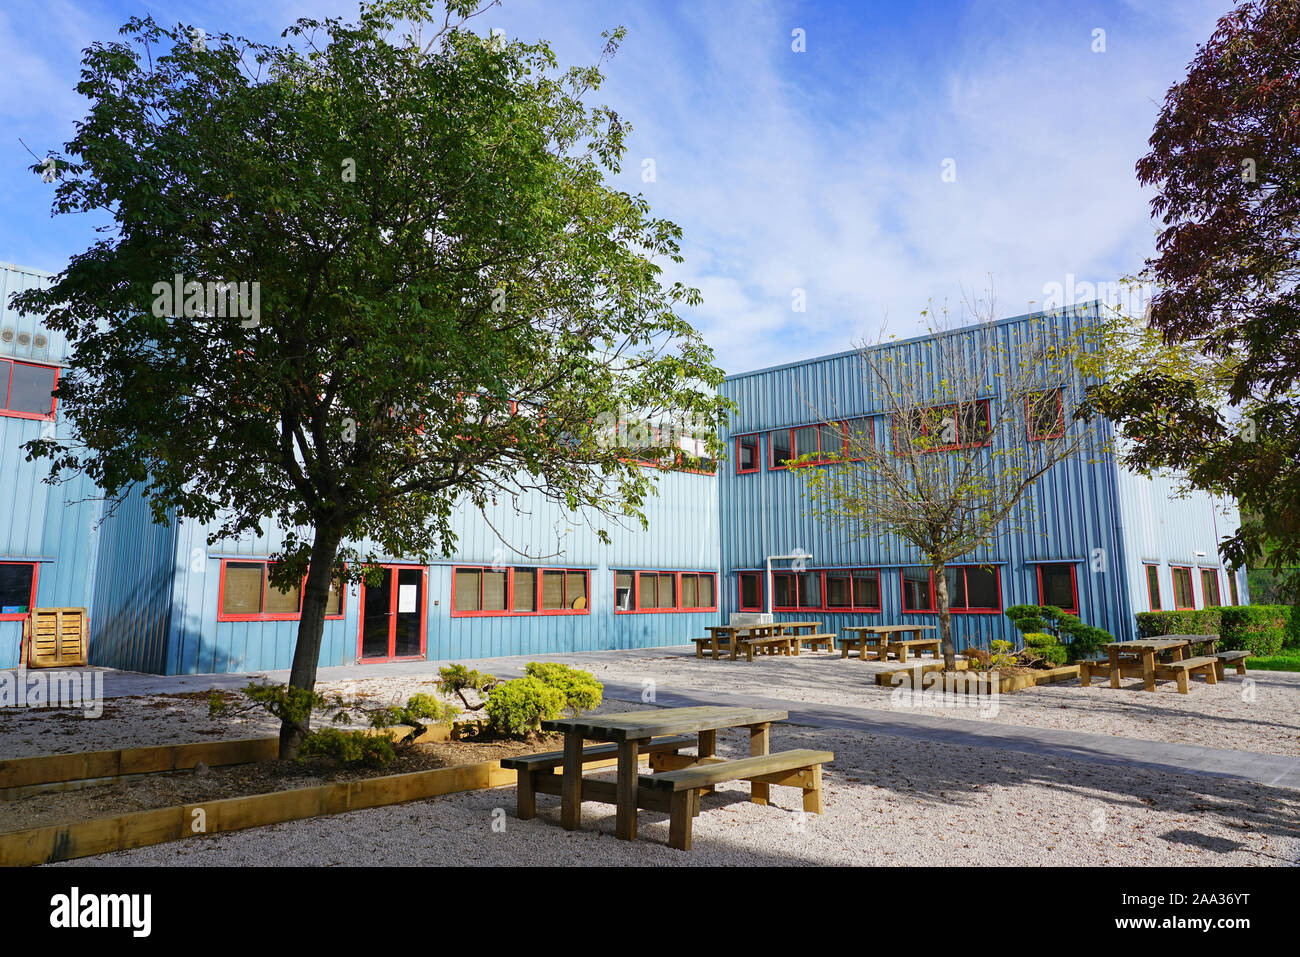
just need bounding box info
[733,390,1065,474]
[0,360,58,420]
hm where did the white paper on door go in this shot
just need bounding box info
[398,584,418,613]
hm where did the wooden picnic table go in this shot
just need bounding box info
[841,624,937,661]
[1104,636,1219,691]
[541,705,789,842]
[776,621,823,636]
[698,625,738,660]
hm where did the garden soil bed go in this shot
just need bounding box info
[0,733,563,834]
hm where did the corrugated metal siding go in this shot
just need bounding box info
[0,264,103,668]
[1114,461,1246,615]
[123,467,720,674]
[718,305,1135,647]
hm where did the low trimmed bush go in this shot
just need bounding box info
[1023,632,1057,648]
[1136,605,1290,657]
[523,662,603,715]
[484,677,567,738]
[1005,604,1111,662]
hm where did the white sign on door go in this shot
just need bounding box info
[398,584,418,613]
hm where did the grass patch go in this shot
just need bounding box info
[1245,648,1300,672]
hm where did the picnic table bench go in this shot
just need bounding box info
[840,625,937,661]
[528,705,829,850]
[692,625,738,660]
[1213,649,1251,677]
[501,735,696,820]
[1087,636,1223,693]
[639,748,832,850]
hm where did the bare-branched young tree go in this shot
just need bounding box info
[792,301,1107,671]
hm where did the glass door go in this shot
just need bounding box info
[359,566,426,661]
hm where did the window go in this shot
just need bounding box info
[772,571,821,610]
[0,562,37,618]
[1228,568,1239,607]
[0,360,59,419]
[739,572,762,611]
[617,570,717,613]
[894,400,992,453]
[843,417,873,457]
[1026,389,1064,440]
[900,566,1001,612]
[825,573,851,609]
[1172,566,1195,610]
[768,422,846,469]
[768,428,792,468]
[1146,564,1162,611]
[454,566,588,615]
[1200,569,1222,607]
[901,567,934,612]
[736,434,760,474]
[852,570,881,610]
[1035,563,1078,614]
[218,560,345,620]
[946,565,1002,612]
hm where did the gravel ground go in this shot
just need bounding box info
[507,649,1300,757]
[58,720,1300,867]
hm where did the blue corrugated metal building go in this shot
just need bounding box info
[1,262,1244,673]
[716,304,1247,649]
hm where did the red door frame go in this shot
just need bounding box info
[357,564,428,663]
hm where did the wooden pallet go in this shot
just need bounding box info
[24,608,88,668]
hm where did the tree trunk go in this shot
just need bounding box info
[934,562,955,671]
[279,529,344,760]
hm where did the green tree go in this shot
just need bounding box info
[792,303,1104,671]
[1083,0,1300,595]
[14,1,728,757]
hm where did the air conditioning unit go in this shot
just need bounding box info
[729,611,773,627]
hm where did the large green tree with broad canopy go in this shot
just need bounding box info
[14,0,729,757]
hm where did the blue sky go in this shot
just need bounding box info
[0,0,1232,374]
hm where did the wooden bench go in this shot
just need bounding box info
[639,748,833,850]
[790,632,836,653]
[891,638,942,663]
[739,635,796,661]
[1077,657,1111,687]
[1213,650,1250,678]
[501,735,697,820]
[1154,656,1219,694]
[691,636,732,659]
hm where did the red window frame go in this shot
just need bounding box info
[216,559,347,622]
[1034,563,1078,614]
[613,570,717,614]
[738,571,763,611]
[451,565,591,617]
[735,434,761,474]
[1171,566,1196,610]
[0,561,39,621]
[0,359,59,421]
[770,569,882,612]
[1227,568,1239,606]
[1026,389,1065,441]
[1200,568,1222,608]
[1145,564,1162,612]
[900,565,1003,614]
[767,423,846,470]
[892,400,992,454]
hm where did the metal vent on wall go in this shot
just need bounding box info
[0,327,13,343]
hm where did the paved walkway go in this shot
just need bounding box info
[18,649,1300,791]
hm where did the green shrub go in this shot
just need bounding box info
[437,664,498,710]
[1135,609,1222,638]
[484,677,567,738]
[1287,601,1300,650]
[1037,644,1069,666]
[299,727,396,768]
[1005,605,1049,636]
[1023,632,1058,648]
[524,662,603,715]
[1220,605,1289,657]
[1006,604,1111,661]
[1066,626,1110,662]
